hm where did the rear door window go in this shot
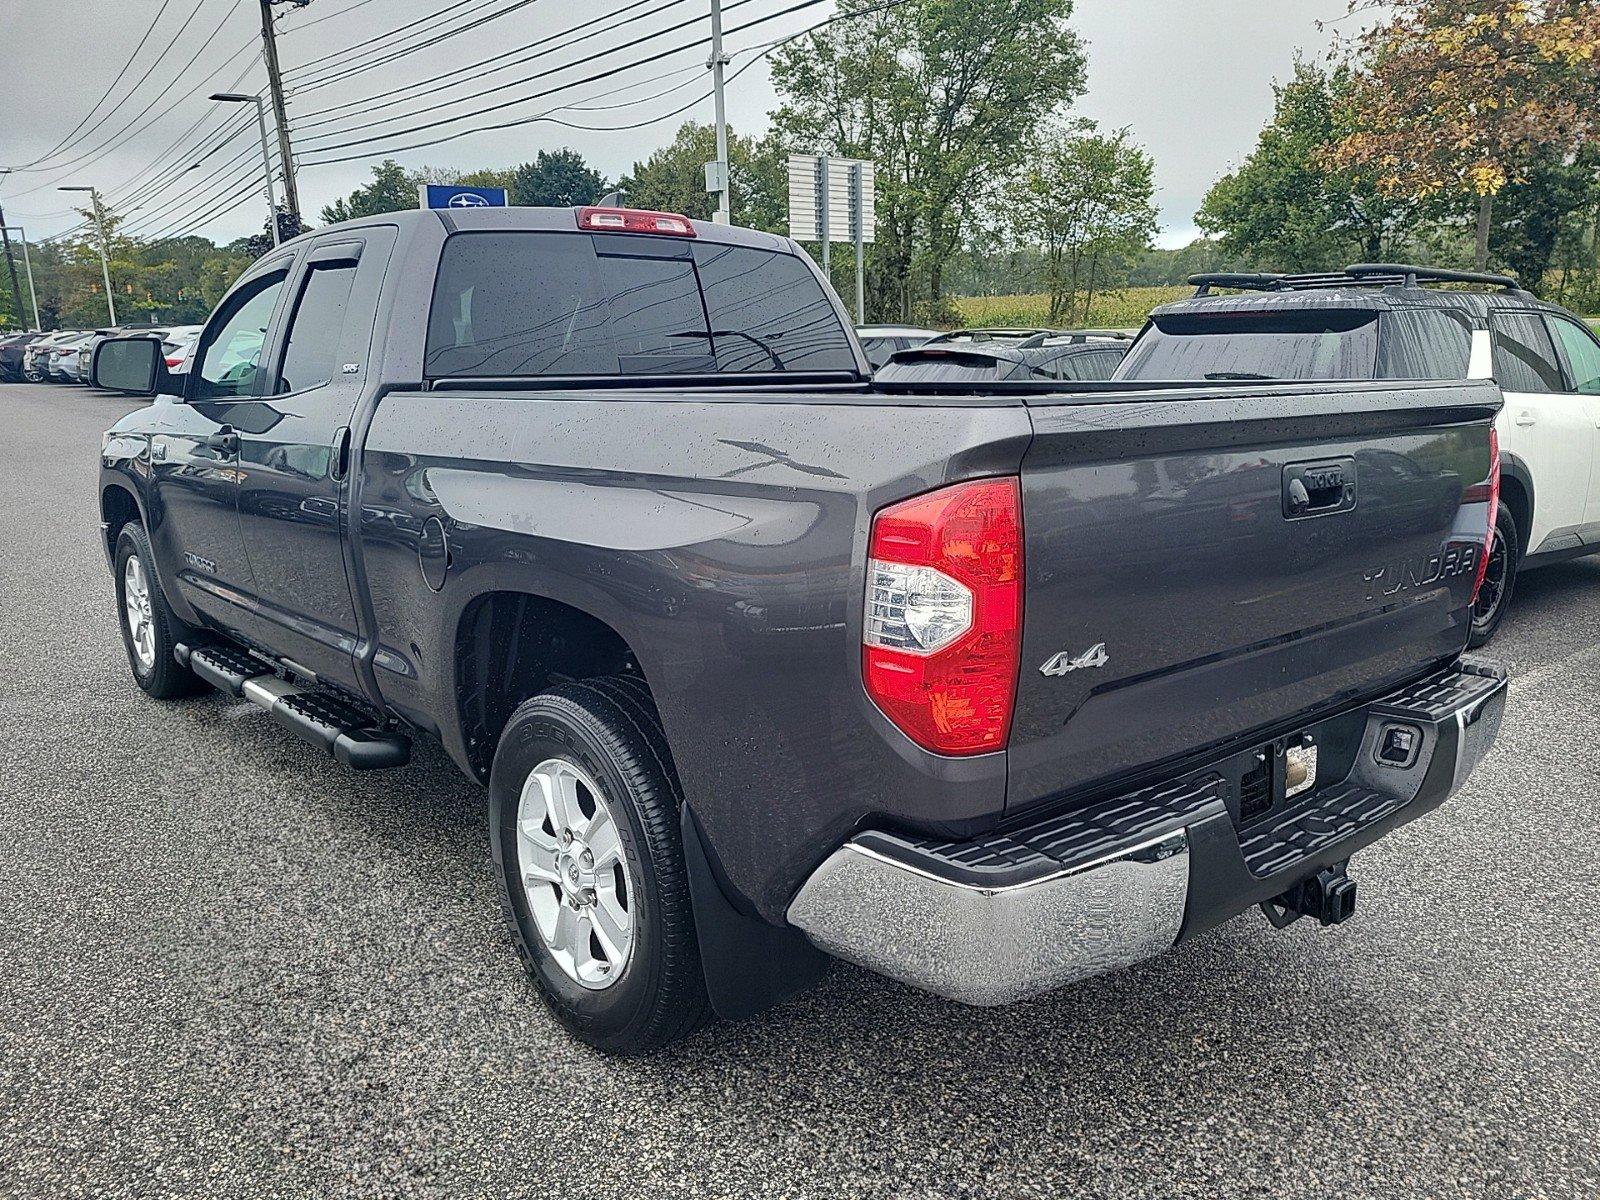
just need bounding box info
[1545,314,1600,394]
[1491,312,1565,393]
[275,261,358,393]
[425,231,855,378]
[1115,310,1380,380]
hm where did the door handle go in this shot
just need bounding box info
[1514,410,1536,427]
[204,427,239,454]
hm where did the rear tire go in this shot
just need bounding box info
[1468,505,1519,648]
[489,678,711,1054]
[113,523,204,699]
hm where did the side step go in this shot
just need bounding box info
[182,643,410,771]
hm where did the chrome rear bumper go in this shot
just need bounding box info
[787,657,1506,1006]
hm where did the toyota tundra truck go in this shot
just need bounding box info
[93,206,1508,1053]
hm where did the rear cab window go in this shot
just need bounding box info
[424,231,858,379]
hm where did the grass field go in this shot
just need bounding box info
[952,287,1188,331]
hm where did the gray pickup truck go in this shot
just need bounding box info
[94,207,1507,1053]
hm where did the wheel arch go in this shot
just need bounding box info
[1497,450,1533,559]
[99,480,146,563]
[450,588,654,784]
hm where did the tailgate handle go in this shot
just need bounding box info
[1283,458,1356,519]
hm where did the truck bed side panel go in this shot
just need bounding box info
[355,390,1032,921]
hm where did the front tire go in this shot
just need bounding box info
[489,678,711,1054]
[1468,505,1520,648]
[113,523,204,698]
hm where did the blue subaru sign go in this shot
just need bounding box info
[418,184,508,210]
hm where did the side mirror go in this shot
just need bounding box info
[92,336,169,396]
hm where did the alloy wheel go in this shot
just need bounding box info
[123,554,156,670]
[515,757,636,989]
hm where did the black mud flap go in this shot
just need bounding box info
[680,805,829,1021]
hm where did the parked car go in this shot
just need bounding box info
[50,333,98,383]
[1115,263,1600,644]
[94,208,1506,1054]
[0,331,44,382]
[878,329,1132,383]
[21,330,83,382]
[160,325,204,374]
[855,323,940,368]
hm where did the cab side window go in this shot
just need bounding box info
[191,273,287,400]
[1490,312,1565,394]
[276,262,358,394]
[1546,314,1600,395]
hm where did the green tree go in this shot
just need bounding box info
[617,121,786,231]
[1003,123,1158,324]
[770,0,1087,321]
[511,148,608,207]
[1198,61,1413,270]
[320,160,415,224]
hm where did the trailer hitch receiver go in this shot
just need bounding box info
[1261,863,1357,929]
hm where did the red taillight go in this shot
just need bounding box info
[862,478,1022,755]
[165,356,182,367]
[577,205,696,237]
[1471,427,1501,602]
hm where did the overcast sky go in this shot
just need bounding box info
[0,0,1365,249]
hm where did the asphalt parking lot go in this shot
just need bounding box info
[1,380,1596,1200]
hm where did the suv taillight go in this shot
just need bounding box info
[862,478,1022,755]
[1471,427,1501,603]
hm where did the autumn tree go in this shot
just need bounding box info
[1328,0,1600,271]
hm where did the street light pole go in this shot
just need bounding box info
[0,226,42,330]
[211,92,280,245]
[59,186,116,325]
[708,0,732,224]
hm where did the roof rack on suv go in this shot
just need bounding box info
[1188,263,1523,297]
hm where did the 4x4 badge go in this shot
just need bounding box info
[1040,642,1109,676]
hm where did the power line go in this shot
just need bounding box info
[283,0,492,83]
[291,0,700,132]
[296,0,810,155]
[6,0,178,170]
[274,0,385,35]
[3,22,259,200]
[6,0,223,174]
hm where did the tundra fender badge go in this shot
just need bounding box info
[1040,642,1109,676]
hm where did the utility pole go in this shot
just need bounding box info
[59,186,116,325]
[258,0,301,227]
[707,0,731,224]
[0,171,26,331]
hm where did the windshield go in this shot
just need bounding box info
[1116,309,1380,381]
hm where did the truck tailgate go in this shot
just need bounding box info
[1007,379,1501,813]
